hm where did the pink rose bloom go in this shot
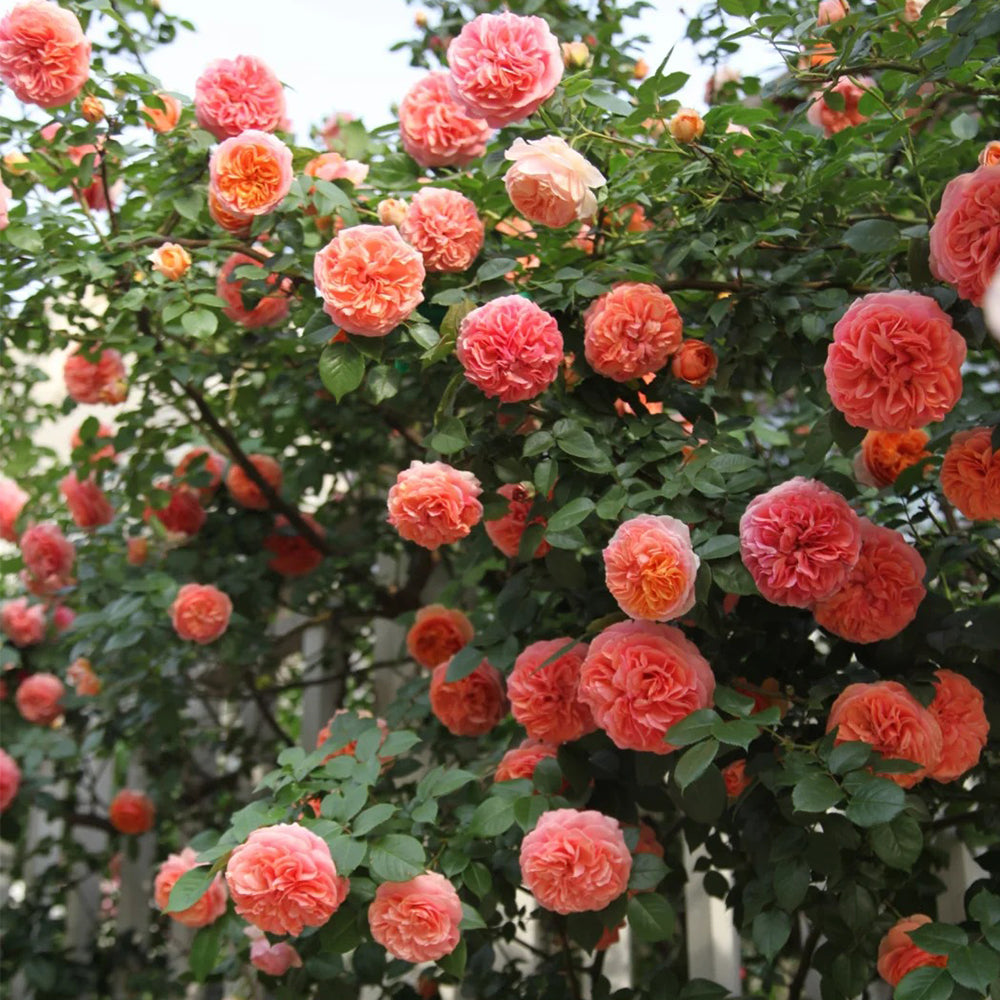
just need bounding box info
[170,583,232,644]
[0,477,28,541]
[314,225,425,336]
[368,872,463,963]
[216,252,291,329]
[304,151,369,187]
[400,188,484,274]
[320,111,353,148]
[504,136,606,229]
[929,165,1000,306]
[399,71,491,169]
[250,937,302,976]
[824,291,966,432]
[603,514,700,622]
[826,681,942,788]
[0,178,11,230]
[0,749,20,812]
[878,915,948,986]
[456,296,563,403]
[52,604,75,633]
[194,55,286,141]
[0,1,90,109]
[60,473,114,530]
[406,605,474,670]
[928,670,989,783]
[484,483,551,559]
[144,482,206,537]
[584,283,683,382]
[739,477,862,608]
[63,347,127,405]
[940,427,1000,521]
[508,638,595,744]
[495,738,559,783]
[15,672,64,725]
[813,520,926,643]
[226,823,348,936]
[806,76,874,137]
[1,599,46,648]
[387,461,482,550]
[20,522,75,594]
[430,658,508,736]
[447,12,563,127]
[209,130,293,218]
[154,848,227,928]
[519,809,631,914]
[579,621,715,755]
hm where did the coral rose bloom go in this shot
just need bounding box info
[126,537,148,566]
[495,738,559,783]
[226,823,348,936]
[928,670,989,783]
[578,621,715,755]
[825,291,965,432]
[813,520,926,644]
[20,521,75,593]
[216,252,291,329]
[148,243,191,281]
[226,454,283,510]
[0,476,28,541]
[584,283,683,382]
[170,583,232,644]
[63,347,127,405]
[194,55,286,141]
[739,477,862,607]
[1,599,46,648]
[0,1,91,109]
[316,709,389,763]
[387,461,482,550]
[430,658,507,736]
[250,937,302,976]
[672,340,718,387]
[209,130,293,218]
[144,482,206,537]
[806,76,874,137]
[854,429,931,488]
[604,514,700,622]
[826,681,942,788]
[398,71,491,168]
[264,514,325,577]
[485,483,551,559]
[142,92,181,134]
[15,672,64,724]
[400,187,484,274]
[314,225,425,336]
[504,136,606,229]
[940,427,1000,521]
[447,12,563,127]
[60,473,114,530]
[520,809,632,915]
[0,749,21,812]
[406,605,474,669]
[508,638,595,745]
[109,789,154,834]
[929,165,1000,306]
[456,296,563,403]
[154,848,227,928]
[722,759,750,799]
[877,915,948,986]
[368,872,463,963]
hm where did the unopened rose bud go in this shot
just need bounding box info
[414,10,428,26]
[979,140,1000,168]
[633,58,649,80]
[377,198,408,227]
[561,41,590,70]
[669,108,705,144]
[671,339,718,387]
[81,95,105,123]
[147,243,192,281]
[3,151,29,176]
[584,33,597,47]
[817,0,849,25]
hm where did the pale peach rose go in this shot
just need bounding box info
[0,1,90,109]
[722,759,750,799]
[174,447,225,500]
[504,136,605,229]
[60,473,114,529]
[1,599,46,648]
[940,427,1000,521]
[520,809,632,914]
[304,151,369,188]
[584,283,683,382]
[195,55,286,141]
[825,291,965,432]
[15,672,64,724]
[313,225,425,336]
[51,604,74,633]
[67,657,100,696]
[928,669,989,783]
[109,789,155,834]
[877,915,948,986]
[3,151,29,175]
[400,187,484,274]
[398,71,491,169]
[264,514,325,577]
[447,12,563,127]
[377,198,408,227]
[807,76,874,136]
[826,681,942,788]
[368,872,463,963]
[209,130,293,218]
[216,252,291,329]
[144,482,206,537]
[562,41,590,69]
[126,537,148,566]
[603,515,700,622]
[155,848,227,927]
[0,477,28,541]
[484,482,551,559]
[669,109,705,144]
[854,429,931,488]
[979,141,1000,168]
[430,658,507,736]
[148,243,191,281]
[387,461,482,550]
[315,709,389,764]
[671,340,717,387]
[70,421,116,463]
[495,216,537,239]
[495,738,559,783]
[208,187,252,236]
[0,749,20,812]
[226,823,348,936]
[406,605,474,669]
[142,92,181,133]
[817,0,849,24]
[579,621,715,754]
[1,178,11,229]
[740,478,862,607]
[457,296,563,403]
[63,347,127,405]
[250,937,302,976]
[20,522,75,594]
[170,583,232,644]
[225,454,283,511]
[508,638,594,744]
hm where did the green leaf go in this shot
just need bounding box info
[476,258,518,282]
[907,923,969,956]
[773,860,810,911]
[326,836,366,876]
[752,910,791,959]
[793,774,843,813]
[628,893,675,942]
[367,365,400,403]
[368,834,425,882]
[180,308,218,338]
[463,862,492,899]
[628,852,669,892]
[546,498,595,532]
[352,803,396,836]
[428,416,469,455]
[319,342,365,402]
[950,113,978,140]
[947,944,1000,992]
[869,813,923,870]
[582,88,633,116]
[894,965,954,1000]
[460,902,487,931]
[166,866,215,913]
[828,741,872,774]
[842,219,900,254]
[665,709,721,747]
[468,796,518,838]
[437,938,466,978]
[697,534,741,560]
[189,921,223,982]
[319,907,363,953]
[675,738,719,790]
[711,718,759,749]
[844,776,906,828]
[444,645,482,682]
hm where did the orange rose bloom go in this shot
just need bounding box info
[669,109,705,144]
[928,669,989,783]
[940,427,1000,520]
[877,915,948,986]
[854,429,931,488]
[671,339,718,387]
[67,657,101,696]
[225,454,282,511]
[208,130,293,218]
[406,605,474,669]
[148,243,191,280]
[142,92,182,134]
[109,789,155,835]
